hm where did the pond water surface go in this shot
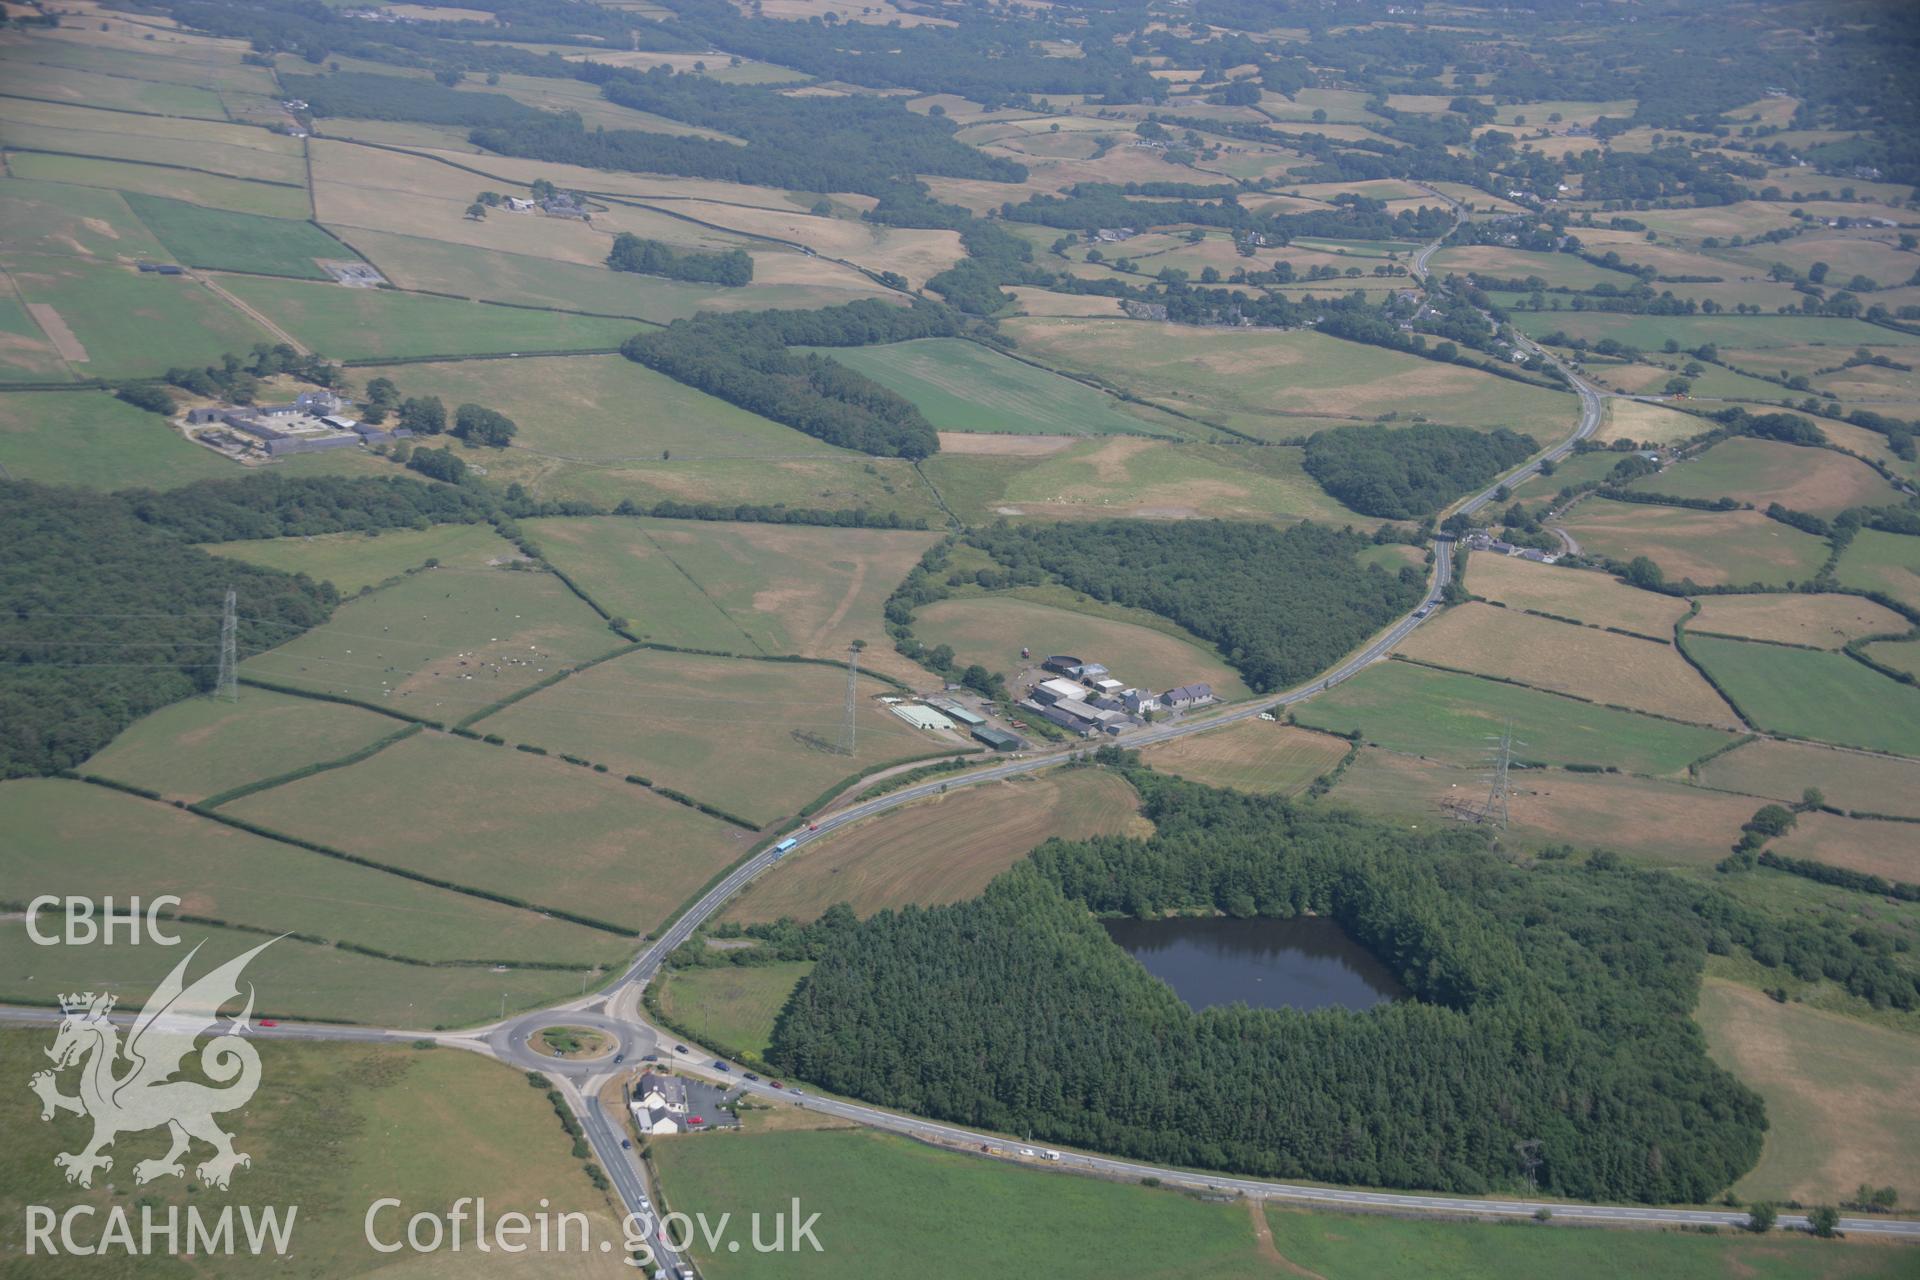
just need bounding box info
[1102,915,1407,1013]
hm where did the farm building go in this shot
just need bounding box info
[893,704,957,732]
[1042,655,1085,675]
[972,725,1023,752]
[1122,689,1157,714]
[1033,677,1090,705]
[927,698,987,727]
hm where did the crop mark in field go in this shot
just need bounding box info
[25,301,87,362]
[1250,1204,1327,1280]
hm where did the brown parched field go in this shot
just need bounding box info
[1464,554,1689,637]
[1140,722,1350,796]
[1696,976,1920,1205]
[1556,498,1829,587]
[1393,603,1742,729]
[1769,811,1920,884]
[1690,593,1910,649]
[1698,738,1920,820]
[1327,749,1758,866]
[721,769,1150,924]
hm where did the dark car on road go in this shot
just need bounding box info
[713,1060,730,1071]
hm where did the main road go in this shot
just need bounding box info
[18,212,1906,1248]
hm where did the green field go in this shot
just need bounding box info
[1292,659,1732,774]
[525,516,938,658]
[83,686,401,802]
[473,648,939,826]
[0,295,70,381]
[203,522,513,596]
[2,152,313,219]
[1,1035,630,1275]
[0,389,236,487]
[123,193,349,279]
[1864,638,1920,679]
[819,338,1195,437]
[0,175,171,260]
[1512,310,1910,354]
[1835,529,1920,611]
[211,275,641,360]
[1000,317,1574,439]
[0,56,233,118]
[922,437,1363,525]
[1429,245,1642,290]
[240,558,620,721]
[0,777,625,969]
[4,251,270,378]
[1262,1201,1912,1280]
[225,729,748,933]
[1685,634,1920,756]
[650,1128,1284,1280]
[656,961,812,1060]
[649,1127,1908,1280]
[1627,438,1900,517]
[1557,498,1830,587]
[372,354,834,466]
[336,227,854,322]
[916,593,1250,698]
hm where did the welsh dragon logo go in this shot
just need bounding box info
[29,939,275,1190]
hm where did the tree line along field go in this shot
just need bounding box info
[0,1034,633,1277]
[1683,634,1920,758]
[721,769,1150,925]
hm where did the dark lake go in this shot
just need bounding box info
[1101,915,1407,1014]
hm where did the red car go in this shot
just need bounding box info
[688,1116,704,1126]
[770,1080,784,1089]
[258,1019,278,1028]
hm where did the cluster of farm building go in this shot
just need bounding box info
[1019,654,1214,737]
[182,389,408,459]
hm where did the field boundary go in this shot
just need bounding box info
[1672,610,1757,732]
[197,721,421,809]
[1383,653,1741,736]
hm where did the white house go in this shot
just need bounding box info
[630,1072,688,1135]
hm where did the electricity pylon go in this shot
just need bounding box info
[214,587,238,702]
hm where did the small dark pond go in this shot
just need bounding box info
[1101,915,1407,1013]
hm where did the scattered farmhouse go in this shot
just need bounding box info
[183,389,407,460]
[1018,653,1215,736]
